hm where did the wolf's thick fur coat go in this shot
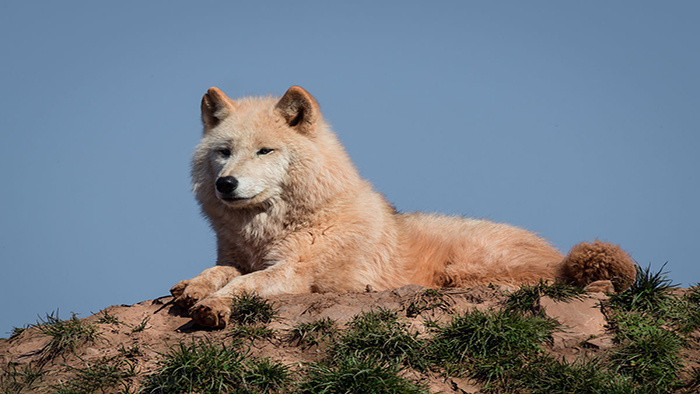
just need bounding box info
[170,86,636,328]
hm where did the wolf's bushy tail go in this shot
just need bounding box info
[561,240,636,292]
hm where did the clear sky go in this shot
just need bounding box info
[1,1,698,335]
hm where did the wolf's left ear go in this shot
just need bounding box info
[275,86,320,135]
[201,87,236,132]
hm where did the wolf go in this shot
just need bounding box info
[170,86,636,328]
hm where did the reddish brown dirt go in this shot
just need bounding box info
[1,285,698,393]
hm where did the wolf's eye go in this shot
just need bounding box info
[217,148,231,158]
[257,148,274,155]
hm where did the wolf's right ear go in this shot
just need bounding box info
[201,87,236,131]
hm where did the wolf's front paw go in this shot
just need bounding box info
[190,297,231,328]
[174,283,216,309]
[170,279,190,298]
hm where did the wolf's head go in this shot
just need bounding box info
[192,86,358,214]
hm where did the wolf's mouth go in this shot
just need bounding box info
[221,196,250,202]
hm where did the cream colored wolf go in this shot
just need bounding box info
[170,86,636,328]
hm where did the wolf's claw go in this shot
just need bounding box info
[190,297,231,328]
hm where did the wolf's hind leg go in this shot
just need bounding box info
[171,265,242,309]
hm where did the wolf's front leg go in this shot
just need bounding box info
[170,265,242,309]
[189,263,310,327]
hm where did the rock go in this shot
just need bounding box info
[407,320,426,335]
[541,296,607,348]
[585,335,615,350]
[391,284,426,297]
[83,347,100,357]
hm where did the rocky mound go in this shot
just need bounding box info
[1,283,699,393]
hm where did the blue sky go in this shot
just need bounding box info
[1,1,698,335]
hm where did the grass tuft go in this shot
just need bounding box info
[505,280,584,314]
[686,283,700,304]
[675,284,700,333]
[131,316,150,333]
[331,309,423,366]
[608,310,684,391]
[430,308,557,362]
[8,326,27,339]
[287,318,337,348]
[245,357,291,392]
[507,355,641,393]
[96,310,122,326]
[142,340,245,393]
[427,308,558,387]
[229,293,278,326]
[298,354,427,394]
[142,339,290,393]
[229,325,276,340]
[52,356,137,394]
[608,264,676,312]
[35,311,100,360]
[0,362,45,393]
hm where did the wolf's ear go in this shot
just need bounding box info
[201,87,236,131]
[275,86,320,135]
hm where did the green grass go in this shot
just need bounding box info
[287,318,337,347]
[224,292,278,342]
[8,326,28,339]
[52,356,137,394]
[35,311,100,360]
[426,308,559,386]
[607,311,684,391]
[313,303,690,393]
[330,309,423,366]
[141,339,291,393]
[608,264,676,312]
[429,308,557,363]
[601,265,698,391]
[686,283,700,304]
[423,308,657,393]
[96,310,122,326]
[244,357,292,393]
[297,354,427,394]
[293,310,427,392]
[131,316,150,333]
[143,292,284,392]
[504,280,584,314]
[229,293,278,326]
[504,356,629,394]
[478,271,697,391]
[600,264,696,392]
[673,284,700,333]
[229,325,277,340]
[0,362,46,394]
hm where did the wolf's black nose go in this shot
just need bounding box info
[216,176,238,194]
